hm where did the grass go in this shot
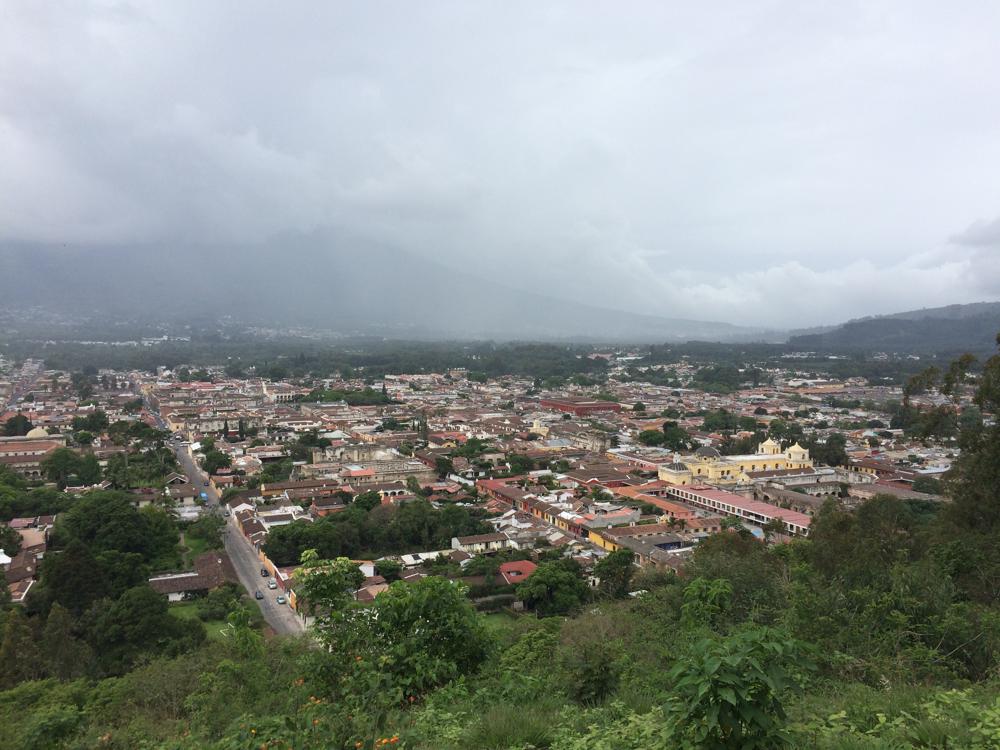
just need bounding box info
[481,611,521,635]
[457,700,561,750]
[169,602,230,643]
[179,533,220,567]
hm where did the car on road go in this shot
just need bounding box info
[203,481,209,486]
[276,595,286,605]
[254,591,264,600]
[267,580,277,590]
[260,568,269,577]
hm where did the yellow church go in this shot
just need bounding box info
[657,438,812,486]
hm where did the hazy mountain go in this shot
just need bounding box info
[787,302,1000,353]
[857,302,1000,322]
[0,235,772,343]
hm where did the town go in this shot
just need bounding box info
[0,346,960,629]
[3,2,1000,745]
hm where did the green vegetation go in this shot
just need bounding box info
[0,467,75,521]
[637,421,692,450]
[912,475,944,494]
[0,487,264,718]
[263,499,489,565]
[0,342,998,748]
[701,408,758,433]
[40,448,102,488]
[180,515,226,565]
[2,414,32,436]
[70,411,109,434]
[200,449,232,475]
[516,558,590,616]
[297,387,395,406]
[21,339,611,382]
[692,364,746,393]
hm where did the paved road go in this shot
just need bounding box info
[151,404,305,636]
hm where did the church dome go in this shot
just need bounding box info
[26,426,49,438]
[694,446,720,459]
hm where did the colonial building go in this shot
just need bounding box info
[658,439,812,486]
[0,430,67,479]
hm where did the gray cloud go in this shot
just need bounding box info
[1,1,999,328]
[952,217,1000,248]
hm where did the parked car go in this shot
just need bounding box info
[260,568,269,577]
[267,580,277,590]
[254,591,263,600]
[276,595,286,605]
[203,481,209,486]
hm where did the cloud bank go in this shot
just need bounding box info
[1,1,999,327]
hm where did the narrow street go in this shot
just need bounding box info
[152,403,305,635]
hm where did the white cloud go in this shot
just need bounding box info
[1,1,999,326]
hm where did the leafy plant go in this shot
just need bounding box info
[667,627,812,749]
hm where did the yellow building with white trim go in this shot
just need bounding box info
[658,439,812,486]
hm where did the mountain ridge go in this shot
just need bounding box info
[0,236,776,343]
[787,301,1000,353]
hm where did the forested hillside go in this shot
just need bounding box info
[1,342,999,749]
[788,303,1000,354]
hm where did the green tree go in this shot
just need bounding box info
[668,627,810,749]
[507,453,536,474]
[0,524,21,557]
[0,608,43,688]
[122,398,144,413]
[680,577,733,630]
[912,476,943,495]
[560,646,620,706]
[76,454,102,485]
[294,550,365,616]
[661,420,692,451]
[375,559,403,582]
[3,414,32,436]
[938,335,1000,604]
[71,411,109,433]
[85,585,205,675]
[51,492,179,570]
[38,539,113,616]
[516,559,589,616]
[185,514,226,550]
[703,409,739,432]
[201,450,231,475]
[42,602,91,680]
[806,432,848,466]
[316,576,490,702]
[594,549,635,599]
[41,448,82,488]
[685,532,786,625]
[434,456,454,478]
[353,489,382,512]
[636,429,665,446]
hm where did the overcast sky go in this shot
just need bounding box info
[2,1,999,328]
